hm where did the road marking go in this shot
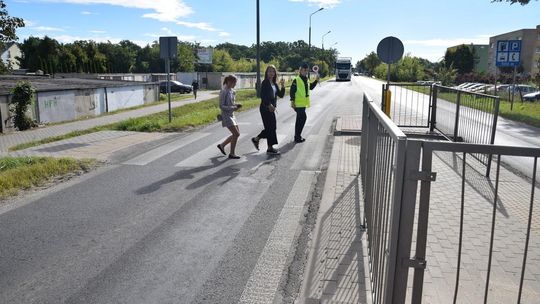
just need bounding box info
[239,170,316,304]
[174,135,247,167]
[123,132,210,166]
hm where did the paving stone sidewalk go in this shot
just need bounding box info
[0,91,216,154]
[300,115,540,304]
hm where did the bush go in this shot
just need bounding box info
[9,81,37,131]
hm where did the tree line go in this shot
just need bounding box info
[14,36,338,77]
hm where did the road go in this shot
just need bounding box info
[0,79,362,304]
[357,76,540,179]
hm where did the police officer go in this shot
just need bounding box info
[290,63,319,143]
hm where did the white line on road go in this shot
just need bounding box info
[174,135,247,167]
[239,170,316,304]
[123,132,210,166]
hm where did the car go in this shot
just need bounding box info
[523,91,540,102]
[353,72,359,76]
[159,81,192,94]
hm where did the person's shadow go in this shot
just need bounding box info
[135,156,227,195]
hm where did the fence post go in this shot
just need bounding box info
[390,140,424,304]
[486,97,501,177]
[429,85,437,133]
[453,91,461,141]
[382,84,387,112]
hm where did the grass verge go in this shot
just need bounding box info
[0,156,96,200]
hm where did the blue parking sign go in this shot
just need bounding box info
[496,40,521,67]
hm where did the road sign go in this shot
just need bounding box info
[197,48,213,64]
[496,40,521,67]
[377,36,404,64]
[159,36,178,60]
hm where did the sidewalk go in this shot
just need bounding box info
[0,91,217,154]
[299,116,371,303]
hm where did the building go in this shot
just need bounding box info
[0,42,22,70]
[447,44,489,74]
[0,76,159,133]
[488,25,540,76]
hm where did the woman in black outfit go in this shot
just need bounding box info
[251,65,286,155]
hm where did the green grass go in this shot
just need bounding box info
[0,156,96,199]
[8,89,259,151]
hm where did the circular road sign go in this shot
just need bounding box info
[312,65,319,73]
[377,36,404,64]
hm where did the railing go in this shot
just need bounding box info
[360,92,540,304]
[383,83,500,176]
[361,93,408,303]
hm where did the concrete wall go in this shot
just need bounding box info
[488,26,539,76]
[37,90,77,123]
[106,86,145,112]
[177,72,297,90]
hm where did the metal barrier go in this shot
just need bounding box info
[360,93,408,303]
[383,84,500,175]
[360,92,540,304]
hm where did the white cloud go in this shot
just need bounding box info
[218,32,230,37]
[289,0,341,8]
[404,36,491,47]
[24,19,36,27]
[89,30,106,34]
[175,21,217,32]
[81,11,95,15]
[33,26,65,32]
[43,0,193,22]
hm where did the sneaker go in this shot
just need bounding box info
[266,148,280,155]
[294,137,306,143]
[217,144,226,155]
[228,154,241,159]
[251,137,260,151]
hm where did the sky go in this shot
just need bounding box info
[5,0,540,64]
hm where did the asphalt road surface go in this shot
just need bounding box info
[0,78,362,304]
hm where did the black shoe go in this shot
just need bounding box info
[217,144,226,155]
[266,148,280,155]
[251,137,260,151]
[294,137,306,143]
[228,154,241,159]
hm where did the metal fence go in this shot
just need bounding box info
[360,93,540,304]
[383,84,501,175]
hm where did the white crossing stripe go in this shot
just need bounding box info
[123,132,210,166]
[239,170,316,303]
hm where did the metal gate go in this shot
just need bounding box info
[361,93,540,304]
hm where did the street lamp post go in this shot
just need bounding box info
[308,7,324,56]
[322,30,331,50]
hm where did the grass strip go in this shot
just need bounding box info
[0,156,96,199]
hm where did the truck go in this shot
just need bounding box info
[335,57,352,81]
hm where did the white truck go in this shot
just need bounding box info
[335,57,352,81]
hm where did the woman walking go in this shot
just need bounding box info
[217,75,242,159]
[251,65,286,155]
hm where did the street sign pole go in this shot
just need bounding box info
[511,66,517,111]
[166,58,171,122]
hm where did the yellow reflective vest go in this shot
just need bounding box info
[294,76,310,108]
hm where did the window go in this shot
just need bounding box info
[538,34,540,40]
[536,47,540,53]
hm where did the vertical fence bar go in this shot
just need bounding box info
[453,153,467,304]
[517,157,537,304]
[453,91,461,141]
[410,142,435,304]
[430,86,438,132]
[391,140,423,304]
[483,155,501,304]
[486,97,500,177]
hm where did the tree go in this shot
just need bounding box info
[435,64,458,86]
[9,81,36,131]
[444,45,474,75]
[0,0,24,42]
[359,52,382,76]
[491,0,535,4]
